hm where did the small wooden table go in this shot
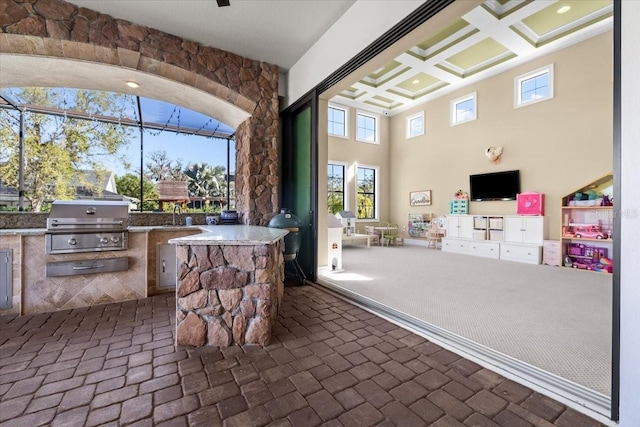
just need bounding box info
[342,233,373,247]
[374,226,395,245]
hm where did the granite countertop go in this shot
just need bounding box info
[0,228,47,236]
[168,225,288,246]
[0,225,288,245]
[0,225,202,235]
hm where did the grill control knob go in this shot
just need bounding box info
[99,237,109,244]
[110,236,119,243]
[68,238,77,246]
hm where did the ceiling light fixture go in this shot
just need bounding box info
[125,81,140,88]
[557,5,571,14]
[412,79,420,84]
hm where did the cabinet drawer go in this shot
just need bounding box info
[469,241,500,259]
[500,244,542,264]
[543,254,560,266]
[442,238,468,254]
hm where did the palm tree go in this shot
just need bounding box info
[184,163,227,197]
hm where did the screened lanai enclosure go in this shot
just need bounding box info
[0,87,237,213]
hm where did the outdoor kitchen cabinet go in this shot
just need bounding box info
[156,244,177,290]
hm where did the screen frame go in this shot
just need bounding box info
[469,170,520,201]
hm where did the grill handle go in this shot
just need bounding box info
[73,264,105,271]
[49,220,124,227]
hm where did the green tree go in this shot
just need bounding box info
[0,88,132,211]
[145,150,186,182]
[184,162,227,197]
[357,168,375,219]
[115,173,159,211]
[327,165,344,215]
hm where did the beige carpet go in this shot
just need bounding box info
[318,244,612,396]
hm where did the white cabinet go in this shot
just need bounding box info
[442,237,468,254]
[446,215,473,239]
[504,216,545,245]
[443,214,545,265]
[500,243,542,264]
[469,241,500,259]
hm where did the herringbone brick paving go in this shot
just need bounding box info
[0,285,604,426]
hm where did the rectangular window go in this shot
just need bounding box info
[327,162,346,214]
[406,112,424,138]
[328,105,348,137]
[356,111,379,143]
[450,92,477,126]
[515,64,554,108]
[356,165,378,219]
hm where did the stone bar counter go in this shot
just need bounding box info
[168,225,288,347]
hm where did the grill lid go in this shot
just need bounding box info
[46,200,130,232]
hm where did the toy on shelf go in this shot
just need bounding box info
[563,223,608,240]
[566,243,612,273]
[517,192,544,216]
[591,257,613,273]
[454,190,468,200]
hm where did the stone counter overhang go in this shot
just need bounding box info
[167,225,288,348]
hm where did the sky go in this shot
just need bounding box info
[0,87,237,179]
[115,130,236,178]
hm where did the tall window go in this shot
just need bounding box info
[328,105,348,137]
[327,163,346,214]
[356,165,378,219]
[515,64,554,108]
[450,92,477,126]
[406,112,424,138]
[356,111,379,143]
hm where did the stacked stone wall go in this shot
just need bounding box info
[175,241,284,347]
[1,0,280,223]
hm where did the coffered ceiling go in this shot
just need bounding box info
[333,0,613,116]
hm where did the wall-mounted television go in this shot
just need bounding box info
[469,170,520,201]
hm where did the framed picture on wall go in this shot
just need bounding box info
[410,190,431,206]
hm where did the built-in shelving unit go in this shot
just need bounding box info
[560,173,613,273]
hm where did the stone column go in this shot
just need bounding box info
[175,241,284,347]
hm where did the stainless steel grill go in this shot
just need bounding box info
[45,200,129,255]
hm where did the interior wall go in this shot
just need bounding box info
[286,0,424,106]
[318,100,329,268]
[328,110,391,227]
[386,31,613,239]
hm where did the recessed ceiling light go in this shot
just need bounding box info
[557,5,571,14]
[125,81,140,88]
[412,79,420,84]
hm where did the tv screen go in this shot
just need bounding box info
[470,170,520,201]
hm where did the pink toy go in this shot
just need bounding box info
[517,192,544,216]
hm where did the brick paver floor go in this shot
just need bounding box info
[0,285,605,426]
